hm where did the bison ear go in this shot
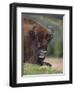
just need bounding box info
[29,30,35,40]
[29,30,37,40]
[29,24,38,40]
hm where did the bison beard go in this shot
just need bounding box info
[23,17,53,66]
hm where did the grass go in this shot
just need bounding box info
[23,62,63,75]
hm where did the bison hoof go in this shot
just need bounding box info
[43,62,52,67]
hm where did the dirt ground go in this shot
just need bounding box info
[44,57,63,72]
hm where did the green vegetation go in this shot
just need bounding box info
[23,63,63,75]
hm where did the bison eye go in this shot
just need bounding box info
[45,33,53,42]
[45,34,50,40]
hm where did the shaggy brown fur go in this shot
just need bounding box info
[23,17,53,66]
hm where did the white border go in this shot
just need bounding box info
[16,7,70,83]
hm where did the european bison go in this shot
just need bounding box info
[23,17,53,66]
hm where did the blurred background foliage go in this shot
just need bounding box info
[22,13,63,58]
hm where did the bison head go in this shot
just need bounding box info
[29,23,53,65]
[23,17,53,66]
